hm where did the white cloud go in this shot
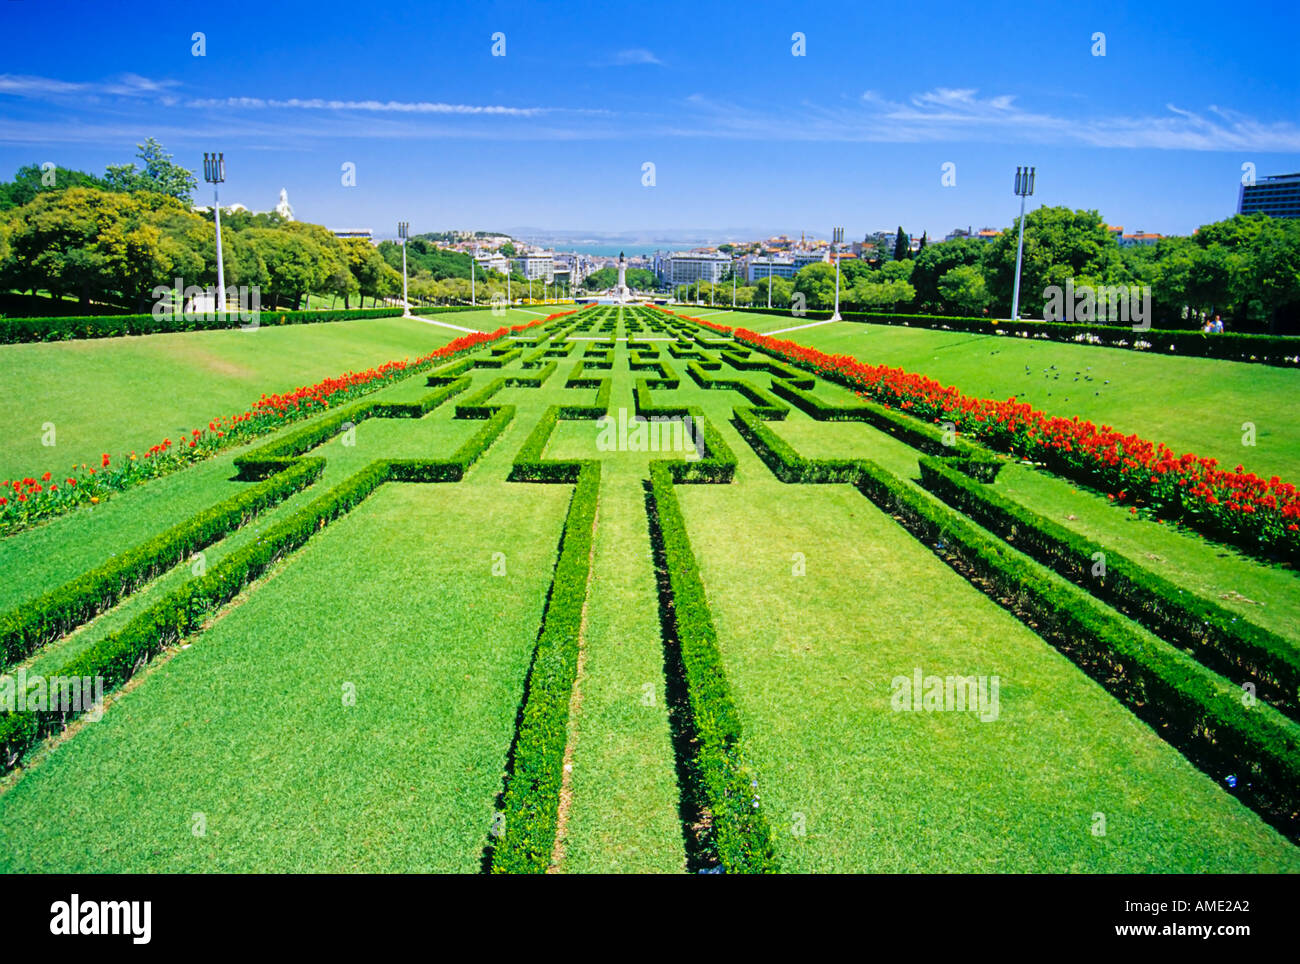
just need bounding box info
[594,48,663,67]
[682,87,1300,152]
[2,72,1296,154]
[183,96,548,116]
[0,73,178,98]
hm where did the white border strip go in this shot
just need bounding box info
[763,319,842,336]
[408,314,484,334]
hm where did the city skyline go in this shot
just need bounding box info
[1,0,1297,240]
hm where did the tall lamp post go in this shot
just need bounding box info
[398,221,411,317]
[830,226,844,321]
[1010,165,1036,322]
[470,255,476,306]
[202,152,226,316]
[732,268,736,308]
[767,257,773,309]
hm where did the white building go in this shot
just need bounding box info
[792,250,828,270]
[746,257,796,283]
[514,253,554,281]
[474,250,512,275]
[664,252,731,286]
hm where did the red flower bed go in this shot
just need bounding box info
[1,317,555,534]
[667,307,1300,561]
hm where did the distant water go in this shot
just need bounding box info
[523,240,722,257]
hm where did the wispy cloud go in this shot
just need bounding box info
[676,87,1300,152]
[183,96,550,116]
[0,72,178,98]
[2,72,1296,153]
[595,48,663,67]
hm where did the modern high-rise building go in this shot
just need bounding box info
[1238,172,1300,219]
[746,257,796,283]
[663,252,731,286]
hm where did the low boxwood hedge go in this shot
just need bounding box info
[0,460,389,769]
[0,457,324,669]
[919,456,1300,717]
[492,462,601,873]
[733,403,1300,838]
[768,377,988,459]
[646,461,778,872]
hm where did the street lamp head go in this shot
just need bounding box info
[203,152,225,185]
[1014,165,1036,197]
[398,221,409,240]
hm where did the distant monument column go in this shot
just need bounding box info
[614,250,632,302]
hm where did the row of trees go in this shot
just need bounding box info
[3,142,1297,330]
[0,142,567,312]
[678,209,1300,333]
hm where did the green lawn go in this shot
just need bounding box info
[678,474,1298,872]
[671,309,1300,482]
[0,481,571,872]
[0,308,544,480]
[1,304,1295,872]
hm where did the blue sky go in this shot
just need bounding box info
[1,0,1297,244]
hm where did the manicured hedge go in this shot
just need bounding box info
[492,462,601,873]
[732,404,1300,837]
[0,404,521,772]
[919,456,1300,716]
[633,383,736,484]
[647,462,778,872]
[686,361,789,418]
[233,402,370,480]
[0,458,324,670]
[0,460,390,769]
[768,377,988,459]
[0,305,486,344]
[367,376,471,419]
[389,405,517,483]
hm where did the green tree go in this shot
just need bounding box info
[893,226,910,261]
[984,206,1118,316]
[103,138,197,202]
[936,265,990,315]
[793,262,837,309]
[0,187,197,308]
[753,275,794,308]
[0,164,110,211]
[910,238,987,312]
